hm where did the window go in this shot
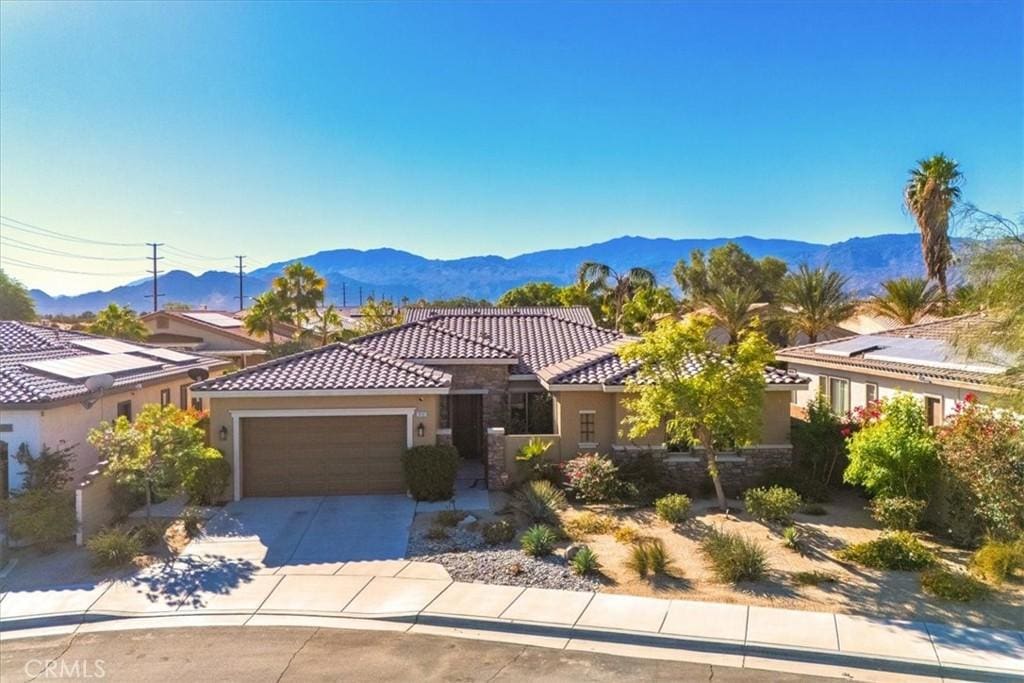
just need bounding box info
[191,396,204,412]
[116,400,132,421]
[579,411,596,444]
[925,396,943,427]
[865,382,878,405]
[508,392,554,434]
[823,376,850,415]
[160,388,171,407]
[180,384,190,410]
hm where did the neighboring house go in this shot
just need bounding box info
[404,306,597,326]
[192,308,807,499]
[0,321,229,494]
[777,313,1017,426]
[140,310,293,367]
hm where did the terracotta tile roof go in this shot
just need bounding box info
[775,313,1018,389]
[404,306,597,326]
[355,322,519,361]
[190,342,451,393]
[0,321,226,406]
[539,342,808,387]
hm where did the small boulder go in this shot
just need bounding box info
[457,514,477,528]
[565,544,586,562]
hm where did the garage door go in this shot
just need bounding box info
[241,415,408,497]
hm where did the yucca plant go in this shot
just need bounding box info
[520,524,558,557]
[514,480,567,524]
[570,546,600,576]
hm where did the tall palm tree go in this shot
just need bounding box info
[272,261,326,327]
[701,284,760,344]
[245,291,288,345]
[867,277,941,325]
[576,261,656,330]
[88,303,147,341]
[778,265,855,343]
[905,154,962,299]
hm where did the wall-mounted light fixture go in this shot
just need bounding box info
[219,425,228,441]
[417,422,425,438]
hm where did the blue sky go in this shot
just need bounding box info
[1,1,1021,295]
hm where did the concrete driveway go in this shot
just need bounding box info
[181,495,416,571]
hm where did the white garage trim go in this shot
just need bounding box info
[229,408,416,501]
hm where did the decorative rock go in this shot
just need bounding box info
[565,544,586,562]
[411,549,600,592]
[457,514,477,529]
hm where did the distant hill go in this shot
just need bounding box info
[30,233,935,315]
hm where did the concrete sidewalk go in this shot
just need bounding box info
[1,565,1022,682]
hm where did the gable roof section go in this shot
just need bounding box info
[190,342,451,394]
[0,321,226,406]
[141,310,295,348]
[354,321,519,362]
[404,306,596,327]
[775,313,1018,389]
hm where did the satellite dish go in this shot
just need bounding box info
[84,374,115,393]
[187,368,209,381]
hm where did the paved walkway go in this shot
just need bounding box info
[2,565,1021,682]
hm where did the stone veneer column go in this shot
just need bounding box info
[486,427,510,490]
[436,428,453,448]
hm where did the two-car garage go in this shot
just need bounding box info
[236,411,413,498]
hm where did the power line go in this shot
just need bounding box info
[0,236,145,262]
[0,255,143,276]
[163,244,236,262]
[0,216,146,247]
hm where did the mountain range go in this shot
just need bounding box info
[30,233,932,315]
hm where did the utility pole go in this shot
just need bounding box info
[235,255,246,311]
[359,286,363,306]
[341,282,346,307]
[144,243,164,312]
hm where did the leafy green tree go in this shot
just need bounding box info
[0,269,37,321]
[844,394,938,499]
[674,243,787,306]
[356,296,403,334]
[618,286,677,334]
[777,264,855,343]
[792,394,846,485]
[867,277,941,325]
[244,291,288,345]
[905,154,962,299]
[88,303,147,340]
[577,262,656,330]
[88,404,229,518]
[620,315,775,509]
[497,282,564,307]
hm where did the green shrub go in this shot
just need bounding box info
[131,523,164,548]
[970,538,1024,584]
[514,480,567,524]
[758,466,832,503]
[655,493,692,524]
[744,486,802,523]
[434,509,466,528]
[870,496,926,531]
[181,452,231,505]
[700,528,768,582]
[626,539,673,577]
[482,519,517,545]
[570,546,600,576]
[563,511,618,540]
[791,394,847,487]
[402,445,459,501]
[837,532,936,571]
[426,525,450,541]
[515,437,554,480]
[3,490,76,550]
[520,524,558,557]
[792,570,836,586]
[563,454,623,503]
[87,527,143,568]
[781,525,801,552]
[920,568,989,602]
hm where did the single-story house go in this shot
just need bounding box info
[0,321,229,493]
[140,309,294,368]
[777,313,1018,425]
[192,308,807,499]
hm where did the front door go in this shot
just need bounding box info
[451,394,484,459]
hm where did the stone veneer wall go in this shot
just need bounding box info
[486,428,511,490]
[431,364,511,429]
[610,446,794,497]
[435,428,453,448]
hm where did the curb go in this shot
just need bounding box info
[2,610,1019,682]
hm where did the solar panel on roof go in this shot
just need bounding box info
[133,347,199,363]
[182,312,243,328]
[70,338,145,354]
[23,353,163,380]
[813,335,888,357]
[863,338,1007,375]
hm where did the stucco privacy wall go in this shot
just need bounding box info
[206,394,442,497]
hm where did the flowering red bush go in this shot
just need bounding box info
[937,395,1024,540]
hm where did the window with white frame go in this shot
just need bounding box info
[823,376,850,415]
[865,382,878,405]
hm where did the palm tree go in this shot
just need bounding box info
[312,304,344,346]
[88,303,147,341]
[905,154,962,299]
[245,291,288,345]
[867,277,941,325]
[272,261,326,327]
[700,284,760,344]
[778,265,855,343]
[576,261,656,330]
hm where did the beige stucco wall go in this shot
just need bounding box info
[205,393,442,498]
[4,374,204,491]
[144,314,263,352]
